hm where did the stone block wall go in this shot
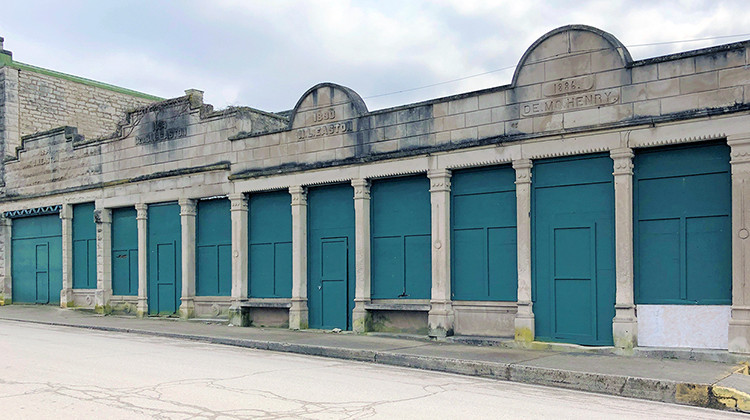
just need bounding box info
[16,68,157,140]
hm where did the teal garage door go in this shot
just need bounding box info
[148,202,182,315]
[111,207,138,296]
[533,154,615,346]
[452,166,517,301]
[370,175,431,299]
[72,203,97,289]
[634,143,731,304]
[248,191,292,298]
[196,199,231,296]
[12,214,63,304]
[308,184,355,330]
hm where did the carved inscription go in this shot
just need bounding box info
[313,108,336,122]
[521,88,620,117]
[543,76,594,97]
[136,120,187,144]
[297,121,353,140]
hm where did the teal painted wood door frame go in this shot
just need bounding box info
[196,199,232,297]
[634,142,731,305]
[11,214,63,304]
[307,184,356,330]
[370,175,431,300]
[248,190,292,298]
[72,203,97,289]
[111,207,138,296]
[147,202,182,315]
[451,166,517,301]
[532,154,615,346]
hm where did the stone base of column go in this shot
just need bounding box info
[136,298,148,318]
[428,300,454,338]
[228,301,250,327]
[60,288,74,308]
[729,306,750,353]
[613,305,638,352]
[179,298,195,320]
[289,298,308,330]
[514,301,535,344]
[94,289,112,314]
[352,300,370,334]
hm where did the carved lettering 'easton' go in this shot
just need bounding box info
[297,121,353,140]
[136,120,187,144]
[521,88,620,117]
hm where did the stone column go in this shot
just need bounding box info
[610,147,638,350]
[289,186,309,330]
[352,179,371,333]
[610,148,638,351]
[513,159,535,343]
[0,217,11,305]
[728,135,750,353]
[95,205,112,314]
[179,198,197,319]
[135,203,148,317]
[228,193,248,326]
[60,204,73,308]
[427,169,454,337]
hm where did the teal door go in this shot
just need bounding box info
[111,207,138,296]
[147,202,182,315]
[308,184,355,330]
[634,142,731,304]
[248,191,292,298]
[196,199,231,296]
[72,203,97,289]
[370,175,431,299]
[11,214,63,304]
[533,154,615,346]
[451,166,517,301]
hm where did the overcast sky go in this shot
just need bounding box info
[2,1,750,113]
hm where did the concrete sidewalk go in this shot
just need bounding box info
[1,305,749,413]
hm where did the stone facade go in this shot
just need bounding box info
[1,26,750,352]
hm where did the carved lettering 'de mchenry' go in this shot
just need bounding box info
[136,120,187,145]
[521,88,619,117]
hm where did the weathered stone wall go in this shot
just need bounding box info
[16,68,157,140]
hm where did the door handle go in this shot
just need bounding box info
[318,285,322,290]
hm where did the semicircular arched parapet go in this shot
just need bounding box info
[507,25,634,121]
[289,83,368,135]
[512,25,632,87]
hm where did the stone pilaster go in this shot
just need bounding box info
[95,205,112,314]
[728,135,750,353]
[228,193,248,326]
[289,186,309,330]
[352,179,371,333]
[513,159,535,343]
[179,198,197,319]
[135,203,148,317]
[0,217,11,305]
[60,204,73,308]
[427,169,454,337]
[610,148,638,351]
[0,66,20,163]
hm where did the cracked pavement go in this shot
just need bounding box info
[0,320,744,419]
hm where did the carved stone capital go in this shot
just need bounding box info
[427,169,451,192]
[512,159,533,184]
[135,203,148,220]
[610,147,634,176]
[289,186,307,205]
[59,203,73,220]
[729,134,750,166]
[351,179,370,200]
[228,193,248,211]
[178,198,197,216]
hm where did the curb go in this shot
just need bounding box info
[2,316,744,413]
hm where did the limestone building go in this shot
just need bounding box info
[1,25,749,352]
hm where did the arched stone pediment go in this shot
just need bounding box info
[289,83,368,140]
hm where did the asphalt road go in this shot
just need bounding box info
[0,320,743,419]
